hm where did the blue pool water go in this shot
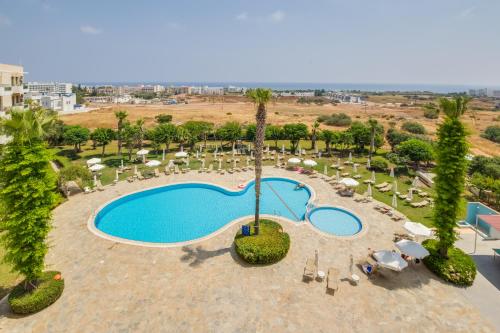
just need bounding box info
[95,178,311,243]
[308,207,362,236]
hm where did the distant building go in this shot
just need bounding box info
[84,96,113,103]
[173,86,191,95]
[25,82,72,94]
[225,85,247,94]
[486,88,500,98]
[141,85,164,93]
[279,91,315,97]
[0,63,24,111]
[204,86,224,95]
[40,94,76,113]
[96,85,116,96]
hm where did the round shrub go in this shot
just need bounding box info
[8,271,64,314]
[317,113,352,127]
[422,239,476,286]
[423,108,439,119]
[481,125,500,143]
[234,219,290,265]
[402,121,426,134]
[370,156,388,171]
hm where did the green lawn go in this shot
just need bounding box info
[47,139,453,227]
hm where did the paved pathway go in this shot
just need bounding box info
[0,167,495,332]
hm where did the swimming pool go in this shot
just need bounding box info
[307,207,363,236]
[94,178,311,244]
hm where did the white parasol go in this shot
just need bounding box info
[175,151,188,158]
[373,250,408,272]
[392,194,398,208]
[340,178,359,187]
[403,222,432,237]
[145,160,161,167]
[86,158,101,166]
[395,240,430,259]
[89,163,105,172]
[288,157,301,165]
[303,159,317,167]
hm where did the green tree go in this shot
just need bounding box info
[386,128,414,152]
[146,127,163,155]
[434,97,470,257]
[246,88,272,235]
[156,123,177,152]
[183,121,212,150]
[175,126,189,151]
[320,129,335,154]
[481,125,500,143]
[0,108,56,290]
[266,125,283,148]
[63,125,90,152]
[121,124,140,160]
[91,128,115,156]
[44,119,65,147]
[114,110,128,155]
[245,124,256,142]
[217,121,242,148]
[283,123,308,153]
[310,121,320,150]
[402,121,426,134]
[396,139,434,168]
[155,114,173,124]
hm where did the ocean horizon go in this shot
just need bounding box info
[76,81,497,94]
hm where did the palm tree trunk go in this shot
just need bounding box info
[369,129,375,158]
[254,103,267,235]
[102,144,106,156]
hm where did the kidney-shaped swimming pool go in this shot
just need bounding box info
[94,177,311,244]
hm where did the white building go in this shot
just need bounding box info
[25,82,72,94]
[41,93,76,113]
[0,63,24,111]
[487,88,500,98]
[204,86,224,95]
[141,85,164,93]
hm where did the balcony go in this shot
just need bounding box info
[11,86,24,94]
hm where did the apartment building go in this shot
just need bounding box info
[0,63,24,111]
[25,82,72,94]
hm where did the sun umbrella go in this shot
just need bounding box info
[120,159,124,169]
[162,149,165,161]
[337,158,341,166]
[218,159,222,169]
[314,250,319,274]
[318,151,322,158]
[288,157,301,165]
[201,159,206,169]
[348,152,352,162]
[408,188,413,201]
[115,170,119,182]
[137,149,149,163]
[340,178,359,187]
[303,159,317,167]
[392,194,398,208]
[324,165,328,175]
[93,174,97,186]
[281,144,285,154]
[390,167,395,178]
[233,159,237,169]
[373,250,408,272]
[353,164,358,173]
[145,160,161,167]
[186,157,190,167]
[393,181,398,193]
[336,170,340,182]
[89,163,105,172]
[403,222,432,237]
[246,157,250,167]
[175,152,188,158]
[250,151,254,158]
[412,177,419,187]
[367,183,372,197]
[134,165,138,174]
[196,151,199,159]
[366,158,371,169]
[371,171,376,183]
[395,240,430,259]
[87,157,101,166]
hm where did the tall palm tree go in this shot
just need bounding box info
[114,110,128,155]
[0,104,55,145]
[246,88,272,235]
[310,121,320,150]
[367,118,378,158]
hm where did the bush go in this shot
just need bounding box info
[370,156,388,171]
[58,164,92,188]
[422,239,476,286]
[8,271,64,314]
[402,121,426,134]
[317,113,352,127]
[423,108,439,119]
[234,219,290,265]
[481,125,500,143]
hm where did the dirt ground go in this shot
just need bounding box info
[60,99,499,156]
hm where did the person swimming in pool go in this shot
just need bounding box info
[295,183,305,190]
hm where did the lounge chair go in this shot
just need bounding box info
[326,268,339,294]
[410,200,429,208]
[207,164,213,173]
[361,256,378,277]
[164,166,171,175]
[303,258,317,281]
[353,174,362,179]
[375,182,389,189]
[379,185,392,193]
[136,172,145,180]
[95,180,105,191]
[174,165,180,174]
[363,179,374,184]
[154,168,160,177]
[398,194,408,200]
[83,186,95,194]
[127,176,135,183]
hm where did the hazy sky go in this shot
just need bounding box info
[0,0,499,85]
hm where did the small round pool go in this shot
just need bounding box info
[307,207,362,236]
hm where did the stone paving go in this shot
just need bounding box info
[0,167,495,332]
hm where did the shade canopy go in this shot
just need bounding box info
[145,160,161,167]
[288,157,301,165]
[303,159,317,167]
[89,163,105,172]
[136,149,149,155]
[86,157,102,165]
[340,178,359,187]
[175,152,188,158]
[403,222,432,237]
[373,250,408,272]
[395,239,430,259]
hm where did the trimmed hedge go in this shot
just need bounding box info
[234,220,290,265]
[8,271,64,314]
[422,239,476,286]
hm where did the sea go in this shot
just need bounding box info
[77,82,495,94]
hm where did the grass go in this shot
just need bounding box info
[0,242,20,299]
[46,139,461,227]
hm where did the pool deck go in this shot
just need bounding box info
[0,167,495,332]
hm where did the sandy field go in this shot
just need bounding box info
[60,99,499,156]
